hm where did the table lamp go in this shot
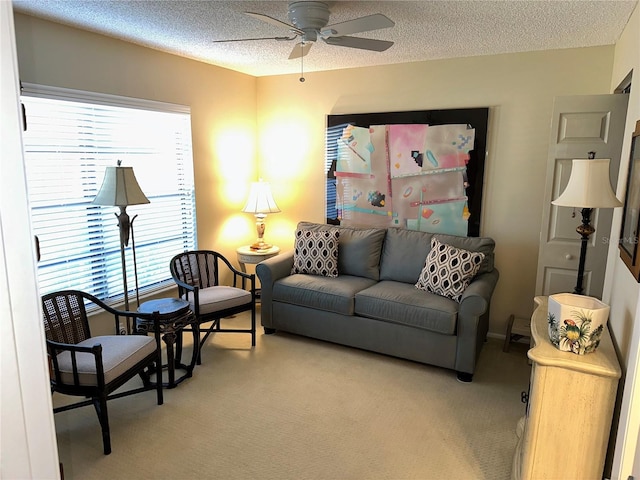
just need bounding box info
[552,154,622,294]
[242,180,280,250]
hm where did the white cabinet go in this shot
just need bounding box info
[512,296,621,480]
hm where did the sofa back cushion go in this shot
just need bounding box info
[296,222,386,280]
[380,228,495,284]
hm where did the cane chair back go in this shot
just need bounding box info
[43,291,93,345]
[172,250,220,291]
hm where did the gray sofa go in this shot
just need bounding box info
[256,221,499,381]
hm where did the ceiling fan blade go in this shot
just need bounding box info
[324,36,393,52]
[289,42,312,60]
[212,36,296,43]
[245,12,304,35]
[322,14,394,37]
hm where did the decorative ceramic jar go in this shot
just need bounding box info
[547,293,609,355]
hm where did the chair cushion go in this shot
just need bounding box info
[186,286,252,315]
[416,238,485,302]
[55,335,156,386]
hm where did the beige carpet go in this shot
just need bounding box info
[54,310,531,480]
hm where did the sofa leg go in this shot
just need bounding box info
[264,327,276,335]
[456,372,473,383]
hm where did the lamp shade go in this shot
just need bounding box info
[552,159,622,209]
[242,181,281,214]
[92,166,150,207]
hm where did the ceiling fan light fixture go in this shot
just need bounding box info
[302,30,318,42]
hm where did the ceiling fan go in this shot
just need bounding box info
[214,1,395,60]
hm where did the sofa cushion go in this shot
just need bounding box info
[379,228,433,283]
[380,228,495,283]
[432,233,495,274]
[296,221,386,280]
[354,281,458,335]
[416,238,485,302]
[291,229,339,277]
[274,274,377,315]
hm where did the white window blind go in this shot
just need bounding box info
[21,84,197,305]
[325,123,350,222]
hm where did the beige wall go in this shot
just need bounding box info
[14,13,259,265]
[606,4,640,478]
[606,4,640,366]
[256,48,615,335]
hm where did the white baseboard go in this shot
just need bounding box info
[487,331,530,345]
[487,332,504,340]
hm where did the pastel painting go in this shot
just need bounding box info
[388,124,428,178]
[423,124,475,170]
[336,125,373,175]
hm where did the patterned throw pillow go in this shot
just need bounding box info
[291,229,339,277]
[416,237,485,302]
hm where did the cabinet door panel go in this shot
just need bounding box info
[514,297,621,480]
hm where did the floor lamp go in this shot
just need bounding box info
[93,161,149,331]
[552,155,622,295]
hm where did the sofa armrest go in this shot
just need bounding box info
[256,251,294,328]
[459,269,499,316]
[455,268,500,374]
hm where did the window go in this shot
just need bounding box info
[325,123,350,223]
[21,84,197,305]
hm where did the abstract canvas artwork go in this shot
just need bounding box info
[326,109,488,237]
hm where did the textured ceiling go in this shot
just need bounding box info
[12,0,639,77]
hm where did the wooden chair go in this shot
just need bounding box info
[170,250,256,363]
[42,290,163,455]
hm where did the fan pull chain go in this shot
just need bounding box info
[300,43,305,82]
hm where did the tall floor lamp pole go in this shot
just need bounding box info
[573,207,595,295]
[93,161,149,332]
[552,153,622,295]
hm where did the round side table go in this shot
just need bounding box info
[236,245,280,300]
[236,245,280,272]
[136,298,198,389]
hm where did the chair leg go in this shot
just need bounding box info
[175,329,184,365]
[251,306,256,347]
[93,395,111,455]
[188,322,200,373]
[197,319,218,365]
[156,351,164,405]
[139,365,153,387]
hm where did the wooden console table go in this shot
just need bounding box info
[511,296,621,480]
